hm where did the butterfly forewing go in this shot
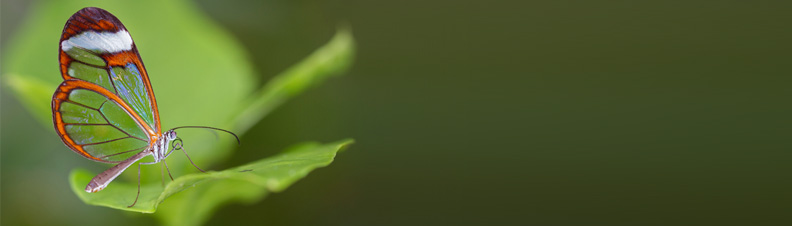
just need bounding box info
[53,7,161,163]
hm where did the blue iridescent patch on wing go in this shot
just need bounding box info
[110,63,155,128]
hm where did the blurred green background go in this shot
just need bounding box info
[2,0,792,225]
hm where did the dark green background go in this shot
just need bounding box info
[2,0,791,225]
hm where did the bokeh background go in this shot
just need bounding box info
[3,0,792,225]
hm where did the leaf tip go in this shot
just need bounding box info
[336,139,355,152]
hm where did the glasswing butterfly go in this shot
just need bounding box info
[52,7,238,207]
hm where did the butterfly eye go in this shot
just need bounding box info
[164,130,176,140]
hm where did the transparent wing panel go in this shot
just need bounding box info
[83,137,148,161]
[67,61,115,92]
[60,102,106,124]
[63,47,106,67]
[99,98,148,139]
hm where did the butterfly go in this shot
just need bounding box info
[52,7,238,207]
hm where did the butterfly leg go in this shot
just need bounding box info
[159,161,174,187]
[127,162,143,208]
[163,160,175,181]
[179,144,206,173]
[160,162,164,187]
[128,160,158,208]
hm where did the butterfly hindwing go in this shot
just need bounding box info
[53,80,151,162]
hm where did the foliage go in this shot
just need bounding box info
[2,0,355,225]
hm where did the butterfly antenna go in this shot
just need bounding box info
[171,126,240,145]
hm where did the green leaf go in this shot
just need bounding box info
[70,139,353,215]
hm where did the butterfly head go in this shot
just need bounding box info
[165,129,177,140]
